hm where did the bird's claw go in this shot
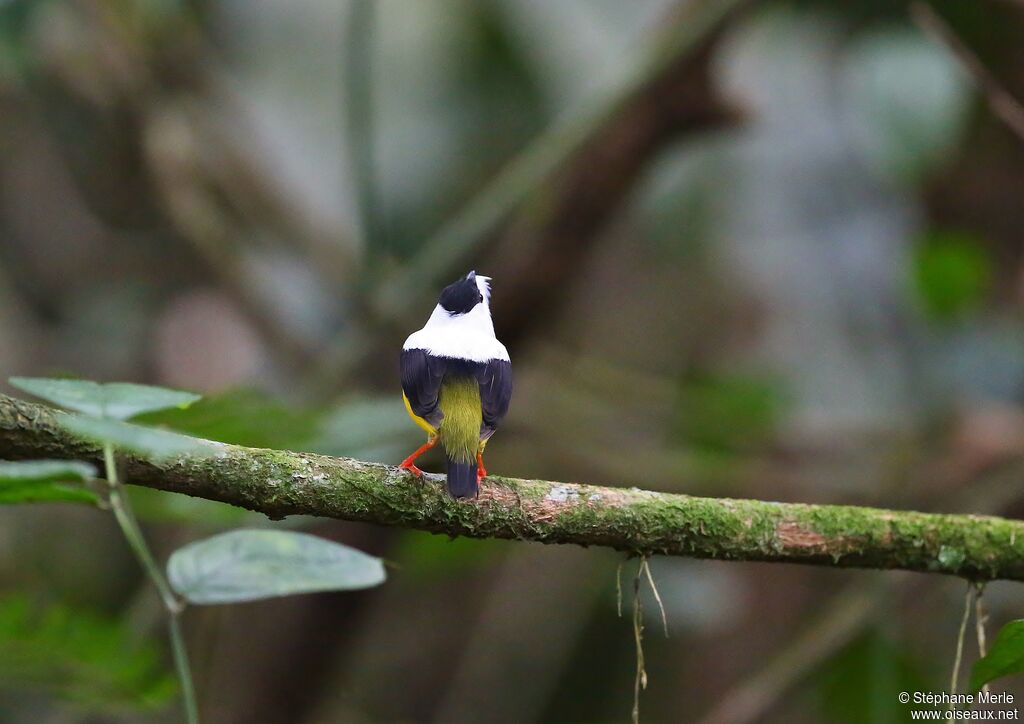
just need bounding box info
[399,461,425,477]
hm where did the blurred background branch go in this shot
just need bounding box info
[310,0,748,393]
[911,2,1024,143]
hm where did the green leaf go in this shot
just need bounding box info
[57,415,218,461]
[136,388,320,449]
[8,377,201,420]
[0,459,99,505]
[168,529,387,604]
[970,620,1024,692]
[0,594,175,710]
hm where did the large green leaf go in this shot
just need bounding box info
[168,529,386,604]
[0,594,175,710]
[9,377,201,420]
[970,620,1024,692]
[0,460,99,505]
[136,388,320,449]
[58,416,218,461]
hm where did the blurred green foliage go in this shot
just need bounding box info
[912,231,992,322]
[672,372,787,454]
[311,395,415,462]
[815,630,931,724]
[126,485,251,527]
[0,594,175,711]
[0,0,36,78]
[392,530,508,580]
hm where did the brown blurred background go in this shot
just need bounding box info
[3,0,1024,722]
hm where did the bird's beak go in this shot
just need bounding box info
[466,270,476,280]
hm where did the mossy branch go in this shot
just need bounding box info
[2,393,1024,581]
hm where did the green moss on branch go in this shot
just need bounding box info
[1,393,1023,581]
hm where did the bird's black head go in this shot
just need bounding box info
[438,271,484,316]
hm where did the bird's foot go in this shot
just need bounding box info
[399,436,438,478]
[399,460,425,477]
[476,452,487,481]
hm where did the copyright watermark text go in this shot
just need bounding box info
[898,691,1019,720]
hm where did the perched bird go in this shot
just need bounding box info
[399,271,512,498]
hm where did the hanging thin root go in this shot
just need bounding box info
[632,560,647,724]
[626,554,670,724]
[617,560,624,618]
[949,582,974,713]
[641,557,669,638]
[975,582,989,694]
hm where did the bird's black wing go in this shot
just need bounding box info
[400,349,446,430]
[477,358,512,439]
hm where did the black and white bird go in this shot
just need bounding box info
[399,271,512,498]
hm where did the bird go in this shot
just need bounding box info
[399,270,512,498]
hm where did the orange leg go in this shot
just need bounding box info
[400,436,437,477]
[476,450,487,481]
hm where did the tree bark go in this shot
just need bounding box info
[2,393,1023,581]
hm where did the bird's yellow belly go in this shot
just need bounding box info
[403,392,437,435]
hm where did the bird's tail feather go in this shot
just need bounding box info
[446,457,478,498]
